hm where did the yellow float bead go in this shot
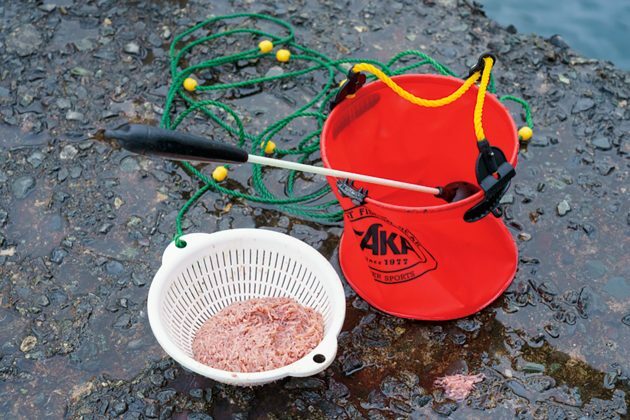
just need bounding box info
[261,140,276,154]
[518,126,533,141]
[276,49,291,63]
[183,77,198,92]
[258,40,274,53]
[212,166,228,182]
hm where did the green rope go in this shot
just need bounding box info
[499,95,534,128]
[161,13,533,247]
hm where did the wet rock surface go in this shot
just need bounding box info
[0,0,628,418]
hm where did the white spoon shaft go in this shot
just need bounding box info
[247,155,440,195]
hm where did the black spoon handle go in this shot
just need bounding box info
[103,123,249,163]
[100,124,478,203]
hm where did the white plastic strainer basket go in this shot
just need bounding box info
[147,229,346,386]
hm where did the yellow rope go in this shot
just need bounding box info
[352,56,495,142]
[473,56,493,141]
[352,63,480,107]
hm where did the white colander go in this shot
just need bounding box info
[147,229,346,386]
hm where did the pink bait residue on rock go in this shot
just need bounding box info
[434,373,485,400]
[192,297,324,373]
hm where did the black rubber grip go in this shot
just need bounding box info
[103,123,249,163]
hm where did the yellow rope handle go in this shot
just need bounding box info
[473,56,493,141]
[352,56,495,142]
[352,63,480,108]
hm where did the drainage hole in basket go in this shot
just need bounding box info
[313,354,326,364]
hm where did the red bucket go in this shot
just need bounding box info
[321,74,518,320]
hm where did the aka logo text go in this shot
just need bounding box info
[359,223,414,256]
[345,206,438,284]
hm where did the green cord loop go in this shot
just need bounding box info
[500,95,534,128]
[161,13,533,242]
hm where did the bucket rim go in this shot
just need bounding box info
[321,73,518,214]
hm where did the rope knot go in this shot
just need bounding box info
[467,52,497,79]
[174,235,187,248]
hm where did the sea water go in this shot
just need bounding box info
[481,0,630,69]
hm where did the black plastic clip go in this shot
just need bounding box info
[329,69,366,111]
[464,139,515,222]
[337,179,368,206]
[466,52,497,79]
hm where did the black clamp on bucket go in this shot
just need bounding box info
[329,69,366,111]
[464,139,515,222]
[336,179,368,206]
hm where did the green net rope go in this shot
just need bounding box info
[160,13,533,247]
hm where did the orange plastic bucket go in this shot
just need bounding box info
[321,74,518,320]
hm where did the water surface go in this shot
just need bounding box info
[482,0,630,69]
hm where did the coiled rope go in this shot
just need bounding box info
[161,13,533,247]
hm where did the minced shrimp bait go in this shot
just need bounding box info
[192,297,324,373]
[434,373,485,400]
